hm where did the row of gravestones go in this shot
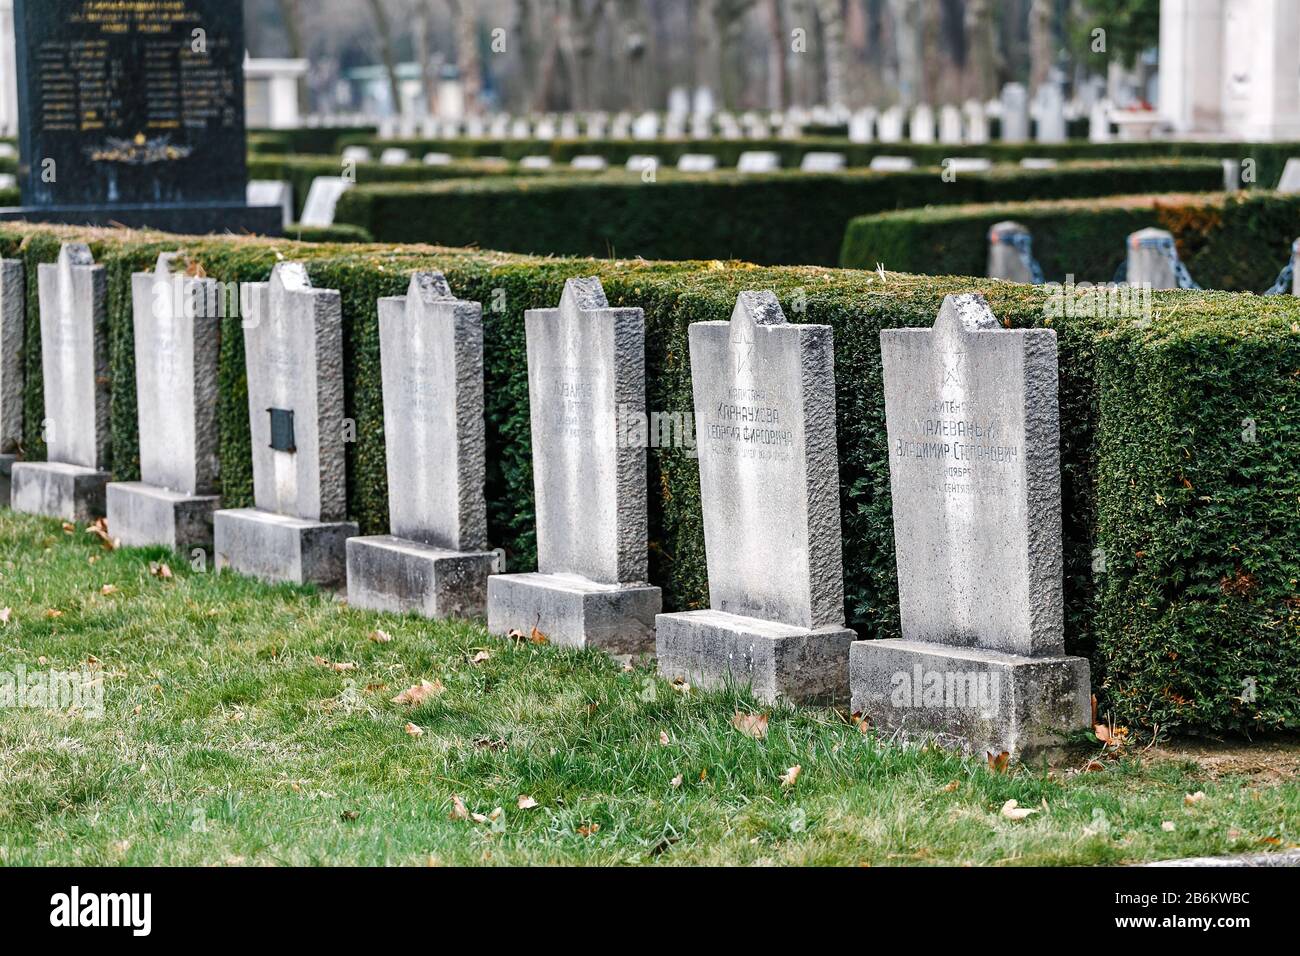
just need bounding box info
[0,244,1091,762]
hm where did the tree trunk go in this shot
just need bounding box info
[275,0,309,114]
[815,0,846,108]
[450,0,483,115]
[887,0,922,107]
[964,0,996,101]
[1029,0,1054,91]
[364,0,404,117]
[762,0,788,111]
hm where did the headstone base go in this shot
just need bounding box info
[0,203,283,236]
[214,507,358,588]
[10,461,109,522]
[346,534,496,619]
[656,609,854,704]
[849,639,1091,762]
[487,572,660,655]
[106,482,219,553]
[0,454,15,509]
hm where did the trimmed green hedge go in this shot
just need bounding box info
[338,134,1300,189]
[335,159,1225,267]
[248,126,377,156]
[840,191,1300,292]
[1,223,1296,737]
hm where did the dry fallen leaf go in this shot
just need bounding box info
[941,781,960,793]
[987,751,1010,774]
[85,519,118,551]
[659,731,670,746]
[732,711,769,739]
[780,765,802,788]
[369,629,392,644]
[517,795,538,810]
[313,656,356,672]
[470,650,492,665]
[100,584,118,596]
[506,628,527,641]
[0,607,11,624]
[62,522,76,534]
[1162,821,1176,832]
[1000,799,1039,821]
[670,774,683,788]
[577,822,600,837]
[45,608,63,619]
[391,679,445,706]
[529,626,548,645]
[448,794,469,821]
[149,561,173,580]
[403,722,424,737]
[1185,791,1207,806]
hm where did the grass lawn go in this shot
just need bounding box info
[1,509,1297,866]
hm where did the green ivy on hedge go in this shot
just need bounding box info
[0,223,1295,737]
[840,191,1300,292]
[333,159,1225,268]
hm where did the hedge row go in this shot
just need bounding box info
[3,222,1297,736]
[247,126,377,156]
[336,134,1300,189]
[840,191,1300,292]
[334,159,1225,267]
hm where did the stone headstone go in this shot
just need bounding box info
[1222,159,1242,191]
[677,153,717,172]
[487,277,661,653]
[106,253,222,551]
[1019,157,1057,170]
[1126,227,1183,290]
[800,151,846,173]
[1000,83,1030,141]
[0,173,15,191]
[520,155,553,169]
[964,100,989,144]
[849,293,1091,759]
[346,273,496,618]
[2,0,277,234]
[625,155,658,174]
[379,147,410,165]
[656,291,855,703]
[848,108,876,144]
[1277,157,1300,193]
[737,151,781,173]
[1089,100,1113,142]
[1033,84,1067,143]
[987,221,1040,284]
[938,104,964,144]
[869,155,915,172]
[877,106,904,143]
[570,155,608,171]
[341,146,373,164]
[559,115,580,139]
[300,176,352,227]
[423,152,453,166]
[0,257,24,505]
[213,262,358,585]
[909,104,935,143]
[1293,238,1300,296]
[509,118,531,139]
[534,117,557,140]
[690,114,712,139]
[944,157,992,175]
[10,243,110,522]
[632,111,659,140]
[247,180,293,229]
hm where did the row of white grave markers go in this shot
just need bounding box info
[0,246,1116,758]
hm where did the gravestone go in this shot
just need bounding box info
[849,293,1091,760]
[1000,83,1030,141]
[486,277,661,653]
[1089,100,1113,143]
[964,100,989,144]
[677,153,717,172]
[909,104,935,143]
[1019,157,1057,170]
[1126,227,1181,290]
[938,104,964,144]
[1221,159,1242,192]
[944,157,992,175]
[105,252,221,551]
[1277,158,1300,193]
[571,155,608,171]
[0,0,279,234]
[423,152,453,166]
[247,180,293,229]
[0,257,23,505]
[1293,237,1300,296]
[987,221,1040,284]
[877,106,904,142]
[625,155,657,173]
[212,262,357,585]
[869,155,915,172]
[800,152,846,173]
[379,147,410,166]
[10,243,110,522]
[341,146,373,163]
[656,292,855,703]
[1033,85,1067,143]
[300,177,352,227]
[346,273,497,618]
[848,108,875,143]
[520,155,553,169]
[737,151,781,173]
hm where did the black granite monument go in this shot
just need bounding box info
[0,0,280,234]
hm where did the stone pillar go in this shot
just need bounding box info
[988,221,1038,284]
[1222,0,1300,140]
[0,0,15,137]
[1159,0,1225,135]
[0,257,22,505]
[1000,83,1029,141]
[1127,228,1180,290]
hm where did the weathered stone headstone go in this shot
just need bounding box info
[487,277,661,653]
[105,253,221,552]
[1033,84,1067,143]
[849,293,1091,759]
[800,151,847,173]
[571,155,608,171]
[938,104,964,144]
[909,104,935,143]
[1089,100,1113,143]
[1277,157,1300,193]
[0,257,23,505]
[341,146,373,164]
[737,151,781,173]
[300,177,352,227]
[944,157,992,175]
[380,147,410,166]
[423,152,453,166]
[877,106,904,142]
[213,262,357,585]
[247,180,293,229]
[677,153,717,172]
[10,243,110,521]
[848,108,875,144]
[869,155,915,172]
[625,155,657,174]
[1000,83,1030,141]
[964,99,989,144]
[987,221,1040,284]
[346,273,497,618]
[520,155,553,169]
[1019,157,1057,170]
[1221,159,1242,192]
[657,292,855,702]
[1,0,278,234]
[1126,227,1181,290]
